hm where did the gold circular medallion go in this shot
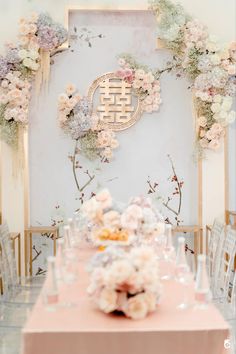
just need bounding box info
[88,72,142,131]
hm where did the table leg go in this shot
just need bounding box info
[200,228,203,254]
[18,234,21,278]
[194,231,199,266]
[53,232,57,256]
[29,232,33,277]
[24,231,28,277]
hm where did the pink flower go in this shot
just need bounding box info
[95,189,112,210]
[126,294,148,320]
[121,205,143,230]
[208,139,220,150]
[98,288,118,313]
[199,138,209,148]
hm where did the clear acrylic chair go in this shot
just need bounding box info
[0,223,40,308]
[213,227,236,320]
[207,219,225,290]
[0,247,32,329]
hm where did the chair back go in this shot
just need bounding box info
[208,219,225,279]
[214,227,236,298]
[0,223,19,298]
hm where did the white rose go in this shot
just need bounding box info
[18,49,28,60]
[29,50,39,60]
[82,197,101,220]
[108,260,135,287]
[103,210,121,228]
[210,54,221,65]
[131,246,156,269]
[213,94,222,103]
[95,189,112,210]
[23,57,33,68]
[126,294,148,320]
[132,79,142,89]
[221,96,232,111]
[135,69,145,79]
[143,292,157,312]
[218,110,227,119]
[99,288,118,313]
[211,103,221,113]
[198,116,207,127]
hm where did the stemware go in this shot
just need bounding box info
[175,237,193,310]
[161,224,176,280]
[194,254,212,309]
[42,256,59,311]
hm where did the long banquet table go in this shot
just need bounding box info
[21,247,230,354]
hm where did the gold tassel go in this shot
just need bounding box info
[35,49,51,95]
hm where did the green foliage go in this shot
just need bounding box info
[0,104,19,147]
[79,131,99,161]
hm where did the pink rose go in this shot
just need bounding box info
[95,189,112,210]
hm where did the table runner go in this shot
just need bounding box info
[21,247,230,354]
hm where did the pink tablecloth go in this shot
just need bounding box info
[22,247,229,354]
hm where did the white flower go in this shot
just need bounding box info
[211,103,221,113]
[132,79,142,89]
[213,94,222,103]
[98,288,118,313]
[28,50,39,60]
[66,84,76,96]
[108,260,135,287]
[130,246,156,269]
[121,204,143,230]
[221,96,233,111]
[142,292,157,312]
[29,12,38,23]
[198,116,207,127]
[143,72,155,84]
[103,211,121,228]
[95,189,112,210]
[82,197,101,220]
[135,69,145,79]
[126,294,148,320]
[18,49,28,60]
[210,54,221,65]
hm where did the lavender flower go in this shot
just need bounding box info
[53,23,68,46]
[0,56,10,79]
[73,97,90,116]
[5,48,20,64]
[37,13,53,29]
[37,26,58,51]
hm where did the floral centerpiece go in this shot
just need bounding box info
[81,189,165,246]
[58,85,119,161]
[116,54,162,114]
[149,0,236,154]
[87,245,162,319]
[0,12,68,147]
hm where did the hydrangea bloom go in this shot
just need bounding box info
[0,56,10,79]
[37,26,58,51]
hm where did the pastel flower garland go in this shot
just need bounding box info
[58,85,119,162]
[116,54,162,114]
[149,0,236,154]
[0,13,68,147]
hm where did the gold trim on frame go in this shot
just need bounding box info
[20,6,230,259]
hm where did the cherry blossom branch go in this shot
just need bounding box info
[71,140,95,193]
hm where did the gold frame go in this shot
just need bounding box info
[20,5,230,242]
